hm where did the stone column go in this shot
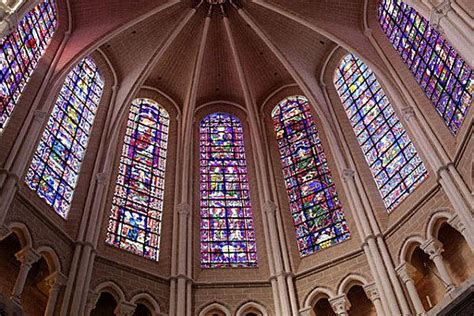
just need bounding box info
[329,294,350,316]
[421,239,455,292]
[397,263,425,315]
[364,283,385,316]
[176,203,190,316]
[44,271,67,316]
[10,247,41,304]
[114,301,137,316]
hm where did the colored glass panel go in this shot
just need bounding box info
[0,0,57,131]
[25,57,104,218]
[272,96,350,257]
[106,98,169,261]
[378,0,473,134]
[200,113,257,268]
[335,54,428,211]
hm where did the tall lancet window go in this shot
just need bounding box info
[0,0,57,131]
[25,57,104,218]
[106,98,169,261]
[272,96,350,257]
[378,0,472,134]
[199,113,257,268]
[334,54,428,211]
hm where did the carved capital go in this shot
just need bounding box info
[177,203,190,216]
[263,200,277,215]
[430,1,451,32]
[299,306,313,316]
[421,238,444,260]
[15,247,40,267]
[447,214,465,233]
[363,283,380,302]
[115,301,137,316]
[329,294,350,314]
[45,271,67,290]
[396,262,416,283]
[86,291,101,311]
[342,169,355,182]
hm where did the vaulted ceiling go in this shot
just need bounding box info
[57,0,371,112]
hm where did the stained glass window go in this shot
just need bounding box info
[106,98,169,261]
[199,113,257,268]
[272,96,350,257]
[334,54,428,211]
[0,0,57,132]
[378,0,473,134]
[25,57,104,218]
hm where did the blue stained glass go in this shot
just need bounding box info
[334,54,428,211]
[378,0,473,134]
[25,57,104,218]
[272,96,350,257]
[106,98,169,261]
[200,113,258,268]
[0,0,57,131]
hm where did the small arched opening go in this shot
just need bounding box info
[437,223,473,286]
[133,303,152,316]
[0,233,22,300]
[346,285,375,316]
[313,296,335,316]
[21,256,50,316]
[91,292,118,316]
[409,246,444,311]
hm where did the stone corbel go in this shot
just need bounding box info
[329,294,350,315]
[115,301,137,316]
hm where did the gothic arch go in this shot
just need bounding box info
[425,209,455,239]
[399,235,425,264]
[235,301,269,316]
[36,245,62,273]
[93,280,126,303]
[337,273,370,295]
[130,292,161,314]
[197,302,232,316]
[7,222,33,248]
[303,286,336,308]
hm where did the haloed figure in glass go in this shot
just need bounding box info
[200,113,258,268]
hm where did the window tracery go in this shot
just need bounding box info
[271,96,350,256]
[199,112,257,268]
[334,54,428,211]
[0,0,57,131]
[106,98,169,261]
[25,57,104,218]
[378,0,472,134]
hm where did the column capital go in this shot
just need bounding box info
[396,262,416,283]
[115,301,137,316]
[15,247,41,267]
[329,294,350,315]
[447,214,465,233]
[263,200,277,215]
[421,238,444,260]
[177,203,190,216]
[86,291,101,312]
[45,271,67,289]
[363,283,380,302]
[299,306,313,316]
[342,169,355,182]
[430,0,451,32]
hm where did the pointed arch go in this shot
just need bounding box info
[337,273,370,295]
[378,0,473,134]
[236,301,268,316]
[271,95,350,256]
[334,53,428,211]
[0,0,58,132]
[303,286,336,308]
[106,98,170,261]
[199,112,258,268]
[198,302,232,316]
